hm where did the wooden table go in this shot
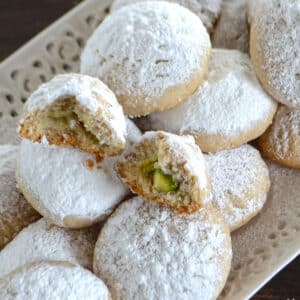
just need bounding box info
[1,1,299,299]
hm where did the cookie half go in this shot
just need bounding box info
[0,261,110,299]
[116,131,210,214]
[19,73,126,156]
[258,106,300,169]
[93,196,232,300]
[81,1,211,116]
[204,144,270,231]
[0,145,40,250]
[149,49,277,152]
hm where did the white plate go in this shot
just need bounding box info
[0,1,299,299]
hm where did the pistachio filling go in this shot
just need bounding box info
[36,103,100,147]
[141,159,178,192]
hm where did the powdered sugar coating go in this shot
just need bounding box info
[0,145,39,249]
[81,1,211,115]
[0,218,98,277]
[204,145,270,231]
[111,0,222,32]
[16,119,141,228]
[149,49,277,140]
[17,140,127,227]
[0,261,110,299]
[250,0,300,108]
[94,196,232,300]
[212,0,249,53]
[24,73,119,114]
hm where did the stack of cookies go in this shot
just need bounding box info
[0,0,299,299]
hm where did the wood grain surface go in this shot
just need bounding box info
[0,1,299,299]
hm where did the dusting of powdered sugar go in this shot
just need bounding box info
[0,261,110,299]
[80,1,211,106]
[203,145,270,231]
[212,0,249,53]
[94,196,232,300]
[262,106,300,160]
[25,73,118,114]
[149,49,277,137]
[0,145,40,247]
[17,139,128,226]
[110,0,222,32]
[250,0,300,108]
[0,218,98,277]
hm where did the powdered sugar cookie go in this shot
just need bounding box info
[250,0,300,108]
[0,218,99,277]
[93,196,231,300]
[116,131,210,214]
[212,0,249,52]
[204,145,270,231]
[19,73,126,156]
[0,145,40,250]
[16,120,141,228]
[81,2,211,116]
[0,261,110,299]
[258,106,300,169]
[110,0,222,33]
[149,49,277,153]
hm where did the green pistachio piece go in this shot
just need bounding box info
[153,169,178,192]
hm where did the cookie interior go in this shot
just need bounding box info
[19,98,123,156]
[117,137,201,213]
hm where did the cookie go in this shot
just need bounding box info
[93,196,232,300]
[0,261,110,299]
[149,49,277,153]
[16,119,141,228]
[212,0,249,53]
[257,106,300,169]
[204,145,270,231]
[80,2,211,116]
[110,0,222,33]
[249,0,300,108]
[18,73,126,156]
[0,218,98,277]
[116,131,210,214]
[0,145,40,250]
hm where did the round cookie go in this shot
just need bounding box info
[0,218,99,277]
[203,144,270,231]
[110,0,222,33]
[16,119,141,228]
[116,131,210,214]
[149,49,277,153]
[249,0,300,108]
[257,106,300,169]
[19,73,127,156]
[0,261,110,299]
[93,196,232,300]
[80,1,211,116]
[212,0,249,53]
[0,145,40,250]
